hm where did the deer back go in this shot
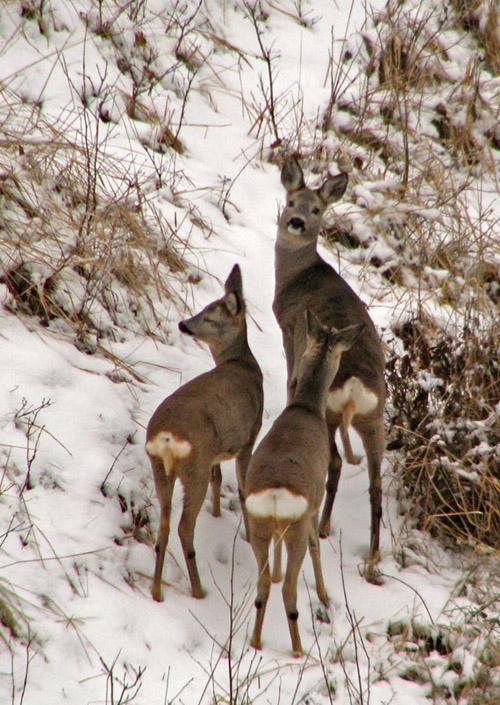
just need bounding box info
[147,358,263,463]
[245,405,329,511]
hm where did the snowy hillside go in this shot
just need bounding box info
[0,0,499,703]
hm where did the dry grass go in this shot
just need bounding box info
[0,0,224,369]
[452,0,500,74]
[0,97,189,359]
[363,1,500,552]
[386,317,500,548]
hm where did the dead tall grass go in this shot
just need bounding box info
[0,97,188,361]
[386,317,500,547]
[452,0,500,74]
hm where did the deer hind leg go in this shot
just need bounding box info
[210,464,222,518]
[272,530,283,583]
[178,468,211,599]
[150,455,176,602]
[309,514,328,605]
[249,520,274,650]
[357,416,385,577]
[319,423,342,538]
[282,522,309,657]
[340,399,362,465]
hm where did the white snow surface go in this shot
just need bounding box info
[0,1,496,703]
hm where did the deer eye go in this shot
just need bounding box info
[312,207,320,215]
[288,200,295,207]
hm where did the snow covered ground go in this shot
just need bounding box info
[1,1,499,703]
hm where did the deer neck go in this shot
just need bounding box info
[210,322,257,368]
[292,355,337,418]
[274,235,322,294]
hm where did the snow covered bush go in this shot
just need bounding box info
[387,316,500,547]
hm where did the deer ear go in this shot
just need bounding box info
[305,308,323,338]
[318,172,348,205]
[225,292,240,316]
[332,322,365,352]
[224,265,244,315]
[224,264,243,297]
[281,155,305,193]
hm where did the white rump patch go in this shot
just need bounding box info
[246,488,308,521]
[328,377,378,417]
[145,432,192,469]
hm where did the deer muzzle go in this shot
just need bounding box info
[287,217,306,234]
[178,320,194,335]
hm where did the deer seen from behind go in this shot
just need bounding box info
[145,265,263,601]
[245,311,364,656]
[273,155,386,577]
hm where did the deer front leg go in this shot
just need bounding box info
[236,444,254,541]
[319,432,342,538]
[210,463,222,517]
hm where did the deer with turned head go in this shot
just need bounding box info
[272,155,386,577]
[245,310,364,655]
[145,265,263,600]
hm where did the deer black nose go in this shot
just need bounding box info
[179,321,193,335]
[288,217,305,231]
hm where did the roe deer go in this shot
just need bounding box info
[245,311,364,655]
[145,265,263,600]
[272,156,386,575]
